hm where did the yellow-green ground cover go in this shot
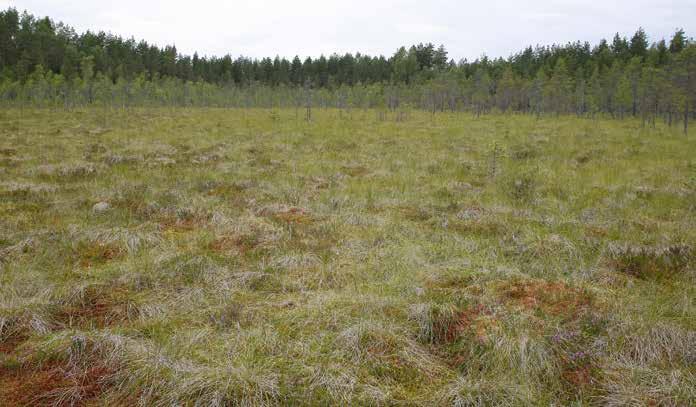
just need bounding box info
[1,108,694,405]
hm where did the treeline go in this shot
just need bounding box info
[1,7,691,87]
[0,7,695,132]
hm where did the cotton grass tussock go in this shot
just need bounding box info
[68,225,164,255]
[607,321,696,366]
[598,366,696,407]
[605,242,693,280]
[439,377,534,407]
[0,238,38,263]
[0,181,58,195]
[33,162,100,180]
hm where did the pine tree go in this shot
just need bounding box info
[496,66,516,111]
[652,39,670,66]
[392,47,418,84]
[545,58,572,114]
[611,33,630,61]
[530,68,547,117]
[626,56,643,115]
[615,73,632,118]
[629,27,649,60]
[472,67,491,117]
[639,66,660,126]
[0,8,20,72]
[433,45,448,70]
[673,45,696,135]
[290,56,303,85]
[574,67,586,115]
[669,29,686,54]
[586,66,602,117]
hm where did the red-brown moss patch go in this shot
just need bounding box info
[75,241,124,268]
[0,334,28,355]
[54,286,135,329]
[496,279,592,320]
[209,234,260,255]
[0,361,115,406]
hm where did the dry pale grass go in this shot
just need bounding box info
[0,108,694,405]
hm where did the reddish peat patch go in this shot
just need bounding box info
[427,304,500,369]
[0,334,28,355]
[275,207,312,224]
[54,286,134,329]
[450,218,508,237]
[555,347,602,397]
[434,304,493,345]
[260,206,313,224]
[562,364,594,388]
[396,205,432,222]
[159,217,206,232]
[158,209,210,232]
[76,242,124,268]
[0,361,115,406]
[209,235,260,255]
[496,279,592,319]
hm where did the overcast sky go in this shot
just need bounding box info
[3,1,694,61]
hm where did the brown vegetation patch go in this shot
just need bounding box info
[207,184,245,198]
[76,241,124,268]
[584,225,609,238]
[450,218,507,237]
[305,176,331,190]
[0,360,115,406]
[276,207,312,224]
[551,330,604,398]
[159,217,201,232]
[0,147,17,157]
[158,210,210,232]
[422,304,501,369]
[0,334,28,355]
[431,304,496,348]
[54,286,134,329]
[259,206,313,225]
[196,179,252,198]
[396,205,432,222]
[209,234,260,255]
[561,364,595,389]
[496,279,592,319]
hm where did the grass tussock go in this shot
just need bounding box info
[607,243,693,280]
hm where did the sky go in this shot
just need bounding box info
[3,1,694,61]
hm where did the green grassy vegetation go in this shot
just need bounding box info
[1,108,694,406]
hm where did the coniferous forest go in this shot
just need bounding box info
[1,7,695,131]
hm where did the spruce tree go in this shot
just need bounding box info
[669,29,687,54]
[630,27,649,60]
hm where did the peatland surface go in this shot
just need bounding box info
[1,108,694,405]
